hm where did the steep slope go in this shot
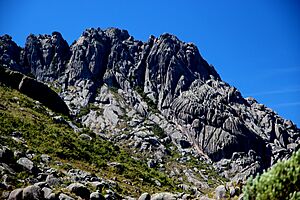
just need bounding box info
[0,83,225,199]
[0,27,299,185]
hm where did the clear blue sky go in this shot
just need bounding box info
[1,0,299,126]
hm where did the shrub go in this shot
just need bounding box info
[243,150,300,200]
[151,124,165,138]
[135,86,158,113]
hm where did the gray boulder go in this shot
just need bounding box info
[40,154,51,163]
[0,146,14,163]
[8,188,23,200]
[58,193,74,200]
[17,157,37,173]
[46,193,58,200]
[151,192,176,200]
[138,192,151,200]
[46,174,61,186]
[22,185,44,200]
[90,191,105,200]
[42,187,53,199]
[66,183,90,199]
[199,196,214,200]
[79,133,92,141]
[215,185,227,200]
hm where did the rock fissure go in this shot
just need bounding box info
[0,27,299,190]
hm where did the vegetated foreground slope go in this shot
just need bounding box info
[0,27,299,199]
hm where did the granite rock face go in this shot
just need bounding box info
[0,27,299,181]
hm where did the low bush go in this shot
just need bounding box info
[243,150,300,200]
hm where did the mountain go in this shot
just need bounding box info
[0,28,299,199]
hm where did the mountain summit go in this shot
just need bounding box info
[0,27,299,198]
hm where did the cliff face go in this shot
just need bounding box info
[0,28,299,182]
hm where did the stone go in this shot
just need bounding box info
[46,193,58,200]
[215,185,227,200]
[66,183,90,199]
[22,185,44,200]
[45,174,61,187]
[8,188,23,200]
[179,140,191,149]
[40,154,51,163]
[138,192,151,200]
[17,157,37,173]
[0,68,69,116]
[90,191,105,200]
[181,193,191,200]
[229,186,236,197]
[67,169,91,181]
[147,159,157,168]
[59,193,74,200]
[199,196,214,200]
[79,133,92,141]
[1,191,10,199]
[89,181,107,190]
[34,182,47,188]
[0,163,15,174]
[0,146,14,163]
[42,187,53,198]
[18,76,70,116]
[151,192,176,200]
[104,194,112,200]
[238,193,244,200]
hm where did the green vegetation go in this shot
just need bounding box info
[108,86,119,94]
[77,103,103,118]
[135,86,158,113]
[0,82,227,197]
[150,124,166,139]
[0,83,180,196]
[243,150,300,200]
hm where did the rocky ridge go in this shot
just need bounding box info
[0,27,299,199]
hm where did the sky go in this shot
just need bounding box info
[0,0,299,126]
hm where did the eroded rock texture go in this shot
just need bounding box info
[0,28,299,181]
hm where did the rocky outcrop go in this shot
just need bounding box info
[21,32,70,82]
[0,27,299,183]
[0,67,69,115]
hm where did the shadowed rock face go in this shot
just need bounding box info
[0,27,299,180]
[0,67,69,116]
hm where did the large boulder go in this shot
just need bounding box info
[8,188,23,200]
[42,187,53,199]
[151,192,176,200]
[138,193,151,200]
[0,146,14,163]
[22,185,44,200]
[215,185,227,200]
[16,157,37,173]
[66,183,90,199]
[58,193,74,200]
[90,192,105,200]
[0,68,69,116]
[18,76,69,116]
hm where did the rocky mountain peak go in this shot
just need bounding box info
[0,27,299,185]
[18,31,71,82]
